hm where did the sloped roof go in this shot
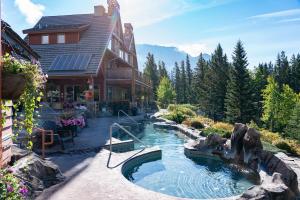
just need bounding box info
[2,20,40,60]
[27,14,114,76]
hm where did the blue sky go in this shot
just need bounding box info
[2,0,300,67]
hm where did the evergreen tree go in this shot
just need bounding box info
[285,102,300,141]
[174,62,182,103]
[274,51,291,89]
[158,61,169,80]
[253,63,273,122]
[180,60,187,103]
[186,55,193,103]
[144,53,159,99]
[193,53,209,109]
[210,44,230,120]
[157,77,176,108]
[290,54,300,93]
[225,40,256,123]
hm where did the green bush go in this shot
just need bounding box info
[168,104,197,112]
[164,110,187,124]
[0,170,29,199]
[273,140,297,155]
[190,120,205,129]
[201,127,232,139]
[212,122,233,133]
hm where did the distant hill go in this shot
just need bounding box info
[136,44,210,72]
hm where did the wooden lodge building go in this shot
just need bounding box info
[23,0,152,112]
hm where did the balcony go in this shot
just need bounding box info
[106,68,152,88]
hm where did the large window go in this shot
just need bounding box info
[57,34,65,44]
[41,35,49,44]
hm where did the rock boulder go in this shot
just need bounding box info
[11,153,64,195]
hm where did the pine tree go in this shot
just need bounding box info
[253,63,273,122]
[158,61,169,80]
[290,54,300,93]
[285,102,300,141]
[157,77,176,108]
[144,53,159,99]
[193,53,209,108]
[209,44,230,120]
[174,62,182,103]
[180,60,187,103]
[274,51,291,89]
[186,55,193,103]
[225,40,256,124]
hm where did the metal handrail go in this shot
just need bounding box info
[107,122,148,169]
[118,110,139,126]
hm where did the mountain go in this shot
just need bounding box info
[136,44,210,72]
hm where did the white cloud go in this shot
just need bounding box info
[278,17,300,23]
[248,9,300,20]
[177,43,210,57]
[14,0,45,25]
[100,0,235,28]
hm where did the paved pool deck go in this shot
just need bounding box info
[35,114,300,200]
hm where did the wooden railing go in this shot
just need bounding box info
[106,68,152,87]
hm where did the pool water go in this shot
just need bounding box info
[117,123,254,199]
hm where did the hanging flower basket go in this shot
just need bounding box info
[2,73,26,100]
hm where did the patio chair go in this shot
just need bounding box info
[35,121,75,157]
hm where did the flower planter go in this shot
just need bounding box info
[2,73,26,100]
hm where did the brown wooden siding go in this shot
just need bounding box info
[29,34,41,45]
[1,101,13,167]
[28,32,80,45]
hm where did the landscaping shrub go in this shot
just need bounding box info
[194,116,215,127]
[164,110,187,124]
[201,127,232,139]
[183,118,204,129]
[167,104,197,112]
[273,140,297,155]
[260,129,281,144]
[212,122,234,133]
[0,170,29,199]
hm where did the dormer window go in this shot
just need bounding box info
[57,34,65,44]
[41,35,49,44]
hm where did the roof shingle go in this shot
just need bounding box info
[27,14,114,76]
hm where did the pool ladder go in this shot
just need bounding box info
[106,122,148,169]
[118,110,141,127]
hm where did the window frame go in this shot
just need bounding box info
[57,34,66,44]
[41,35,49,44]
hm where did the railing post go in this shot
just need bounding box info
[109,124,113,154]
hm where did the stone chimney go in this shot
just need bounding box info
[124,23,133,36]
[94,5,106,16]
[107,0,120,16]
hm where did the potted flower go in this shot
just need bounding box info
[2,54,47,141]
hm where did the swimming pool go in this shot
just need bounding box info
[116,122,255,199]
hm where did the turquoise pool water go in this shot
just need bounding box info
[117,123,254,199]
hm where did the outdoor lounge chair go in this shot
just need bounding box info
[35,121,75,158]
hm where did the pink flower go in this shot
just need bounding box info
[19,186,29,196]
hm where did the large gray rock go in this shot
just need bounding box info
[243,128,263,171]
[11,153,64,194]
[231,123,248,162]
[240,173,296,200]
[205,133,227,148]
[261,150,299,195]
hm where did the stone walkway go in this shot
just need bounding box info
[41,114,147,154]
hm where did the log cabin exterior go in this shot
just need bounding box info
[23,0,152,113]
[1,21,40,167]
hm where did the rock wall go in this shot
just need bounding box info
[188,123,299,200]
